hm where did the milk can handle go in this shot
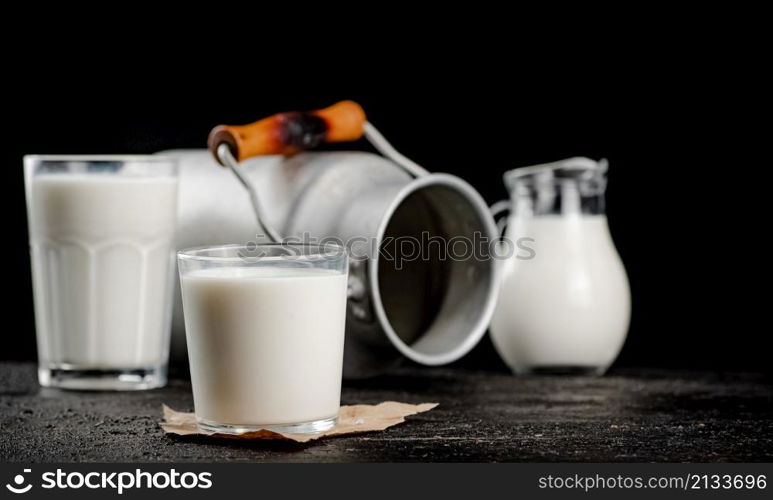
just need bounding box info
[209,101,367,163]
[208,101,428,178]
[490,200,511,236]
[214,144,281,242]
[208,102,431,242]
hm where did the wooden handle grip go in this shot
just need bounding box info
[208,101,366,164]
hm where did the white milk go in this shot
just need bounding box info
[180,267,348,426]
[28,174,178,369]
[490,215,630,373]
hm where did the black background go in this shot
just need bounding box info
[3,30,765,372]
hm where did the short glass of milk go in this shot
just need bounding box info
[24,155,179,390]
[178,243,348,435]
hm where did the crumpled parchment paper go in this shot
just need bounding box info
[160,401,438,443]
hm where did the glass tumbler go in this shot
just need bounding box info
[25,155,179,390]
[178,243,348,434]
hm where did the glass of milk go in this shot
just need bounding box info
[177,243,348,435]
[24,155,179,390]
[490,158,631,375]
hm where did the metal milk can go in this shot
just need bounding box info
[167,102,500,377]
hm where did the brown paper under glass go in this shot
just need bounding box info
[161,402,438,443]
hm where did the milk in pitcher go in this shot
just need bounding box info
[490,158,630,375]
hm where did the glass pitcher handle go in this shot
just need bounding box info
[490,200,511,236]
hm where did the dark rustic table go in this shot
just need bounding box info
[1,362,771,462]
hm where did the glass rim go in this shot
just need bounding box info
[504,158,608,190]
[505,157,606,177]
[177,243,347,263]
[24,154,177,163]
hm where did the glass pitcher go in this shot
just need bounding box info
[490,157,630,375]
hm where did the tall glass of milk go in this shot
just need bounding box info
[178,243,348,434]
[490,158,630,375]
[24,155,179,390]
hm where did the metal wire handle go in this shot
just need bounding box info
[216,143,282,243]
[216,122,430,244]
